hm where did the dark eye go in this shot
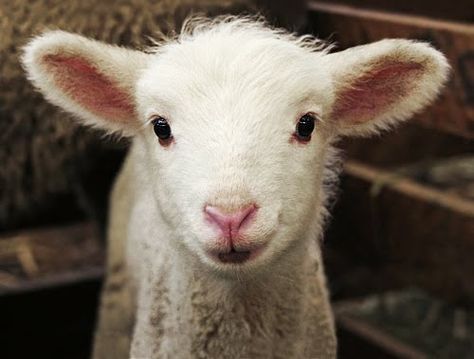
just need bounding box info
[295,114,316,141]
[151,116,172,140]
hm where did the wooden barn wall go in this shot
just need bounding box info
[306,1,474,304]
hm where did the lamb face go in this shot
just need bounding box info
[22,17,449,275]
[134,27,334,273]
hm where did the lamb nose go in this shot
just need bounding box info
[204,204,257,238]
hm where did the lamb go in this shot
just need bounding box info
[22,16,449,359]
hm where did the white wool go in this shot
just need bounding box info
[22,16,449,359]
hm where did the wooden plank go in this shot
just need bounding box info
[312,0,474,23]
[0,221,104,293]
[337,315,428,359]
[0,266,103,296]
[344,161,474,217]
[308,1,474,138]
[325,160,474,302]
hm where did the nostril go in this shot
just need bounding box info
[204,205,230,235]
[204,203,257,237]
[237,204,257,230]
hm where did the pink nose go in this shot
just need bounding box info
[204,204,257,239]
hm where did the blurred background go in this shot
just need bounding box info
[0,0,473,358]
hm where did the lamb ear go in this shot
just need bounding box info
[22,31,150,135]
[324,39,450,137]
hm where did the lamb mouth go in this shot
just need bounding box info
[217,249,251,264]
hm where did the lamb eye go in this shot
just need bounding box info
[152,117,172,140]
[296,114,316,141]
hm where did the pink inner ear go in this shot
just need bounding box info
[42,54,136,124]
[331,61,424,124]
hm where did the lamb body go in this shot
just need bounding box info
[22,17,449,358]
